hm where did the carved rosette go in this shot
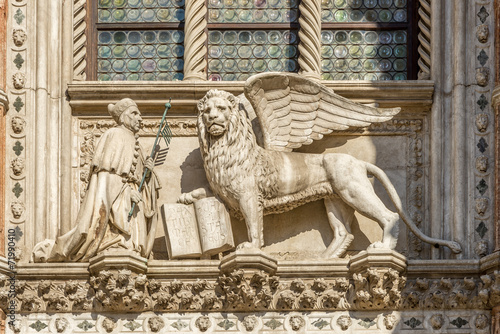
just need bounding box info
[417,0,431,79]
[298,0,321,80]
[183,0,207,81]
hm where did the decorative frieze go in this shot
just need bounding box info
[8,310,490,334]
[4,269,500,314]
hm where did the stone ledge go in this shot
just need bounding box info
[407,259,481,277]
[14,262,89,280]
[67,80,434,115]
[147,259,221,279]
[10,257,486,281]
[479,252,500,274]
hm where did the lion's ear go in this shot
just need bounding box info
[197,99,205,114]
[227,94,238,109]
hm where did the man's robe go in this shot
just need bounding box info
[49,127,160,262]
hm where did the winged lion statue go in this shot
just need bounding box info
[179,72,461,258]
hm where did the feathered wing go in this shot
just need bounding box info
[244,72,401,152]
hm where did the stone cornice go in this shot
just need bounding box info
[10,258,490,281]
[67,81,435,115]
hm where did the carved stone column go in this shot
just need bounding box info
[297,0,321,80]
[183,0,207,81]
[417,0,431,79]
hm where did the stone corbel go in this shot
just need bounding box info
[0,89,8,112]
[219,248,278,276]
[89,250,148,275]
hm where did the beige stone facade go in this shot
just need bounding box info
[1,0,500,333]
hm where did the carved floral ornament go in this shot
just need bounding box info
[2,269,500,313]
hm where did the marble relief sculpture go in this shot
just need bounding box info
[180,72,462,258]
[32,98,160,262]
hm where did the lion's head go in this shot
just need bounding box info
[196,89,278,211]
[197,89,238,137]
[196,89,250,163]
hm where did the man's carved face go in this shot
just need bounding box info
[120,106,143,133]
[202,97,231,136]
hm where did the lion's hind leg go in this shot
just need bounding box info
[321,197,354,259]
[325,155,400,250]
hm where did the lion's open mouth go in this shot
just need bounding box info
[208,123,225,136]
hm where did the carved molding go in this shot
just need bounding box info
[3,270,500,313]
[417,0,431,80]
[183,0,207,81]
[7,310,491,333]
[298,0,321,80]
[73,0,87,81]
[473,2,493,257]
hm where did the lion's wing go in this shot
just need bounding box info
[244,72,401,151]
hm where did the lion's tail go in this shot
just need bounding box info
[365,162,462,254]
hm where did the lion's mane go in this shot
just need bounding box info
[197,90,278,210]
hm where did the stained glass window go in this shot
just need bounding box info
[207,0,300,81]
[90,0,418,81]
[321,0,415,80]
[94,0,185,81]
[207,30,299,81]
[208,0,299,23]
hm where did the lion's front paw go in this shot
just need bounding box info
[177,193,194,205]
[368,241,391,250]
[236,242,259,250]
